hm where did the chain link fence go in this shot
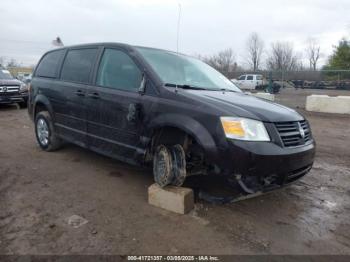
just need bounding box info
[224,70,350,91]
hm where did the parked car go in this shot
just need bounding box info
[28,43,315,195]
[0,69,28,108]
[231,74,266,90]
[291,80,304,89]
[17,73,32,84]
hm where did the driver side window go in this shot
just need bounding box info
[97,49,142,92]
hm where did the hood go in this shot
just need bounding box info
[182,90,303,122]
[0,79,22,86]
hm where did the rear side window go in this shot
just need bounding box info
[247,75,254,80]
[35,49,65,78]
[96,49,142,92]
[61,48,97,84]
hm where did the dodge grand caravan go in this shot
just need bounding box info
[28,43,315,194]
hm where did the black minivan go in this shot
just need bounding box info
[28,43,315,194]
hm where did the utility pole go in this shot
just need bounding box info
[176,3,182,53]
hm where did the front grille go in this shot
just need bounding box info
[275,120,312,147]
[0,85,20,95]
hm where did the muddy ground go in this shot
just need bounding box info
[1,88,350,255]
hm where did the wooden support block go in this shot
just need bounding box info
[148,183,194,214]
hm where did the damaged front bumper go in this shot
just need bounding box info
[224,140,316,193]
[198,141,315,204]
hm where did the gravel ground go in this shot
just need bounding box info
[1,88,350,255]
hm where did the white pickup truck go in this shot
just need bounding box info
[231,74,266,90]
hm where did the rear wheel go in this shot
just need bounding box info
[35,111,63,151]
[18,100,27,109]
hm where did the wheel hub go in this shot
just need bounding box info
[37,118,49,146]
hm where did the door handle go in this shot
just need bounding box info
[75,90,85,97]
[87,92,100,99]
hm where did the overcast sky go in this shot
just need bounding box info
[1,0,349,67]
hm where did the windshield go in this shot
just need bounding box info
[0,70,14,80]
[136,47,241,92]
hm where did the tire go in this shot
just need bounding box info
[35,111,63,151]
[153,145,174,187]
[18,100,27,109]
[170,145,187,186]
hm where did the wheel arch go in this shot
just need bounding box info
[33,95,54,120]
[146,114,218,161]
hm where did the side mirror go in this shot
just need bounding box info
[138,72,146,95]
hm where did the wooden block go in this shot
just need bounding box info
[148,183,194,214]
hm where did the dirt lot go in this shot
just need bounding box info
[1,88,350,255]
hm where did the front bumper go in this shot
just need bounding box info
[221,140,315,191]
[0,93,28,104]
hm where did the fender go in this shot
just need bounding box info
[146,113,219,161]
[33,94,54,121]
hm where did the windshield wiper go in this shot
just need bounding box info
[218,88,237,93]
[164,83,207,90]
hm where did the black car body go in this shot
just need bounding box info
[28,43,315,194]
[0,69,28,108]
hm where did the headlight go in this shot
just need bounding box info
[20,83,28,92]
[220,117,270,141]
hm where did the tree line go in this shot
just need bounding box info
[200,32,349,74]
[0,57,21,68]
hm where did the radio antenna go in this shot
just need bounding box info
[176,3,182,53]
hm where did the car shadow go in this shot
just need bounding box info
[54,142,240,201]
[0,104,21,111]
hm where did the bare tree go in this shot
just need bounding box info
[306,38,321,70]
[204,48,236,74]
[0,57,4,68]
[296,59,305,71]
[266,41,299,71]
[6,58,20,68]
[246,32,264,71]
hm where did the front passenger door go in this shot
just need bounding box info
[87,48,144,162]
